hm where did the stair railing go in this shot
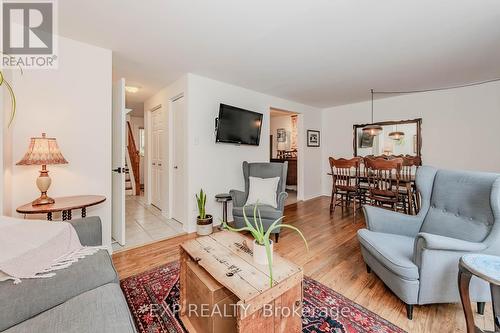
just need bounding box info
[126,121,141,195]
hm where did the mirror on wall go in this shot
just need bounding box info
[353,118,422,157]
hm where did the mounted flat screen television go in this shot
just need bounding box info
[215,104,263,146]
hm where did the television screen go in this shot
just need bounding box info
[216,104,263,145]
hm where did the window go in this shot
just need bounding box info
[139,128,145,156]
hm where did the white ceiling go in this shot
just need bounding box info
[59,0,500,108]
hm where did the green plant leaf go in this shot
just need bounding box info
[241,206,261,241]
[257,208,264,235]
[263,238,274,287]
[263,216,286,240]
[270,224,309,251]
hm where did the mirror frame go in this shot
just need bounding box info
[353,118,422,158]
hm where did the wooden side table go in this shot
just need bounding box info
[16,195,106,221]
[215,193,232,224]
[459,254,500,333]
[179,231,303,333]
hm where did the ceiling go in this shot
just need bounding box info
[59,0,500,108]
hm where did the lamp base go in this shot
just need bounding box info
[32,166,55,206]
[32,193,55,206]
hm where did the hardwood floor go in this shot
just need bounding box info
[113,196,494,333]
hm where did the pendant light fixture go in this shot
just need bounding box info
[389,125,405,140]
[362,89,383,136]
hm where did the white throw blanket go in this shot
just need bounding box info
[0,217,101,284]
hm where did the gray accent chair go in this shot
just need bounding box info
[0,217,137,333]
[358,166,500,319]
[230,161,288,242]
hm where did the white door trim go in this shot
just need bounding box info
[168,93,185,223]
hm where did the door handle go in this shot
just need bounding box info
[174,166,178,169]
[152,162,156,166]
[158,163,162,166]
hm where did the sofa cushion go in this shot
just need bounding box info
[4,283,136,333]
[0,250,118,331]
[357,229,419,280]
[233,204,282,220]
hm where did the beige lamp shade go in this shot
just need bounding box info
[16,133,68,206]
[16,133,68,166]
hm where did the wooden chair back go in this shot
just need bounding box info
[364,157,403,197]
[329,157,361,191]
[401,156,421,180]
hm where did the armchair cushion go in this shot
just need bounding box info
[358,229,419,280]
[233,204,282,221]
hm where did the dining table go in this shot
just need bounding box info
[327,171,417,215]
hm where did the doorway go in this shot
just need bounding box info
[270,108,302,206]
[111,86,185,252]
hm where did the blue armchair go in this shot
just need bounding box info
[358,166,500,319]
[230,161,288,242]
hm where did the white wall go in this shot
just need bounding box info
[185,74,322,233]
[321,81,500,195]
[270,115,293,158]
[144,75,188,218]
[5,37,112,245]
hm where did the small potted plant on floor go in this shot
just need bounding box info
[222,204,308,287]
[196,189,213,236]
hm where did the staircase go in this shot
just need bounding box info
[124,163,134,195]
[126,121,141,196]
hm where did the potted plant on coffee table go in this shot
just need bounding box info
[222,204,308,287]
[196,189,213,236]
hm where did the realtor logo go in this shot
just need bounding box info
[1,0,57,69]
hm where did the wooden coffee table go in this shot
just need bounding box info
[16,195,106,221]
[179,231,303,333]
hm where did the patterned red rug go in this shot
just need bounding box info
[120,261,406,333]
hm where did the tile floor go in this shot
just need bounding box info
[112,194,185,252]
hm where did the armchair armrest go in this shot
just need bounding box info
[414,232,487,252]
[230,190,247,207]
[363,205,424,237]
[277,191,288,211]
[69,216,102,246]
[413,232,488,268]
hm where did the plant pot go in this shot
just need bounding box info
[253,239,273,266]
[196,215,213,236]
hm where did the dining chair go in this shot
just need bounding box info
[400,156,422,213]
[364,157,403,211]
[329,157,361,221]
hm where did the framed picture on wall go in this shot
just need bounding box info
[277,128,286,142]
[359,132,374,148]
[307,130,320,147]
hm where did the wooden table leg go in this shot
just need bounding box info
[491,284,500,331]
[458,267,477,333]
[47,212,52,221]
[67,210,72,220]
[81,207,87,218]
[62,210,67,221]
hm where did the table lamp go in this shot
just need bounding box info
[16,133,68,206]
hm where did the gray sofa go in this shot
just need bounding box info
[0,217,136,333]
[230,161,288,243]
[358,166,500,319]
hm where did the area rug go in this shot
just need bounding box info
[120,261,406,333]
